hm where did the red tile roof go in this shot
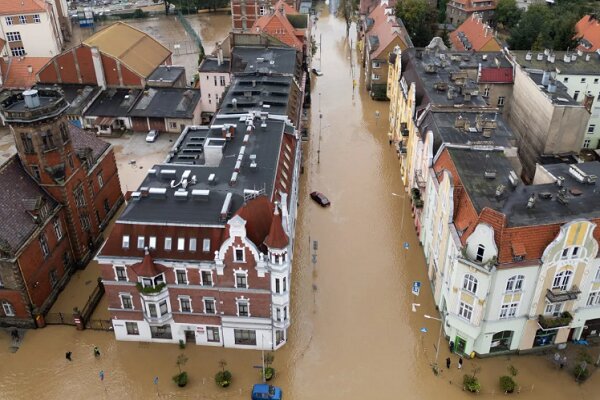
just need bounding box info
[575,15,600,52]
[234,196,275,250]
[365,1,410,59]
[479,67,513,83]
[253,1,304,50]
[0,57,51,89]
[450,14,502,52]
[130,250,168,278]
[264,207,288,249]
[0,0,46,16]
[449,0,497,12]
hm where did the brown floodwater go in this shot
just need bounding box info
[2,8,600,400]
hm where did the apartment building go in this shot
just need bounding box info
[575,15,600,53]
[446,0,497,27]
[231,0,298,31]
[450,13,502,52]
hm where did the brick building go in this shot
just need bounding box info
[0,88,123,327]
[231,0,298,31]
[446,0,497,27]
[252,0,309,52]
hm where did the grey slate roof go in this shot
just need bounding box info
[231,47,297,75]
[147,65,185,83]
[84,88,142,117]
[447,148,600,227]
[199,58,231,73]
[219,75,292,116]
[69,124,110,161]
[35,84,102,116]
[129,88,201,119]
[0,156,58,254]
[511,50,600,76]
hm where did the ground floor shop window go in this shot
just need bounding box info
[534,329,557,347]
[275,330,285,345]
[490,330,513,353]
[150,324,172,339]
[234,329,256,345]
[207,327,220,342]
[126,322,139,335]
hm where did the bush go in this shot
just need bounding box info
[172,371,188,387]
[573,364,589,382]
[463,375,481,393]
[179,339,185,349]
[215,370,232,387]
[499,376,516,393]
[264,367,275,381]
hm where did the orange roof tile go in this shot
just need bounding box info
[450,14,501,52]
[575,15,600,52]
[0,57,50,89]
[253,9,304,50]
[130,250,168,277]
[234,196,274,249]
[511,241,526,257]
[264,207,289,249]
[366,1,410,59]
[0,0,46,16]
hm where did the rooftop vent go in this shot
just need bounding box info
[208,173,216,185]
[484,170,496,179]
[148,187,167,197]
[230,172,238,186]
[556,176,565,187]
[130,191,142,200]
[243,134,250,143]
[174,189,189,199]
[220,192,233,221]
[569,165,597,184]
[508,170,519,187]
[556,188,569,205]
[526,194,536,209]
[538,192,552,200]
[160,169,177,179]
[537,53,544,61]
[191,189,210,200]
[250,154,257,169]
[495,184,505,198]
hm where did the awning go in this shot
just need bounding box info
[94,117,115,126]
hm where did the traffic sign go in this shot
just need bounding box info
[412,281,421,296]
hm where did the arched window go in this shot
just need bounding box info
[463,274,478,294]
[506,275,525,292]
[2,300,15,317]
[552,270,573,291]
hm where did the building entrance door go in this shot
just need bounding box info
[455,336,467,354]
[184,330,196,343]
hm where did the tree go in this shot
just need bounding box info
[338,0,358,35]
[496,0,521,29]
[395,0,438,47]
[508,4,552,49]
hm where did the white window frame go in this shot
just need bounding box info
[584,139,591,148]
[545,302,563,316]
[164,237,172,251]
[33,14,41,23]
[201,270,213,286]
[114,265,128,282]
[203,238,211,252]
[588,124,596,134]
[119,293,134,310]
[177,237,185,251]
[371,73,380,81]
[499,301,519,319]
[203,297,216,314]
[5,17,12,26]
[97,172,104,188]
[53,219,63,240]
[18,15,26,24]
[178,296,192,313]
[594,266,600,282]
[235,271,248,288]
[497,96,505,106]
[2,301,15,316]
[125,321,139,335]
[122,235,130,249]
[39,234,49,257]
[462,274,478,295]
[458,301,473,322]
[189,238,197,252]
[206,326,220,342]
[505,275,524,292]
[11,47,25,57]
[552,270,573,291]
[175,269,188,285]
[137,236,145,249]
[234,246,245,262]
[6,32,21,42]
[236,298,250,317]
[587,290,600,307]
[149,236,157,249]
[475,244,485,262]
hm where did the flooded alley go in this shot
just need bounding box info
[1,8,600,400]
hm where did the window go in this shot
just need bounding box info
[276,307,282,321]
[259,5,267,15]
[115,266,127,282]
[150,324,172,339]
[39,234,49,258]
[33,14,41,23]
[41,131,55,151]
[21,133,34,153]
[204,298,216,314]
[67,153,74,169]
[2,301,15,317]
[159,300,168,315]
[126,322,139,335]
[594,266,600,282]
[201,270,213,286]
[371,74,380,81]
[220,76,226,86]
[122,235,130,249]
[97,172,104,188]
[189,238,197,252]
[207,327,220,342]
[237,300,249,316]
[506,275,524,292]
[79,213,90,232]
[179,297,192,313]
[545,302,563,317]
[588,125,596,134]
[236,273,247,288]
[499,302,519,319]
[584,139,591,148]
[497,96,505,106]
[147,236,156,249]
[5,17,12,26]
[214,76,217,86]
[53,219,63,240]
[483,87,490,97]
[275,278,281,293]
[574,91,580,101]
[587,291,600,306]
[169,121,177,129]
[458,301,473,321]
[552,270,573,290]
[235,248,244,262]
[73,185,86,207]
[563,77,569,83]
[284,306,288,321]
[164,237,172,251]
[148,303,158,318]
[137,236,145,249]
[372,61,381,69]
[234,329,256,345]
[18,15,26,24]
[176,269,187,285]
[49,269,58,288]
[283,277,287,292]
[121,294,133,310]
[177,238,185,251]
[462,274,478,294]
[571,247,580,258]
[475,244,485,262]
[6,32,22,42]
[11,47,26,57]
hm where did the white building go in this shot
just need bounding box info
[198,51,231,122]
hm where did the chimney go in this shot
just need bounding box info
[571,53,577,62]
[90,46,107,89]
[556,176,565,187]
[583,93,594,112]
[586,53,591,61]
[27,65,33,74]
[526,194,536,209]
[564,53,571,63]
[525,51,532,61]
[217,44,224,66]
[548,53,555,63]
[542,71,550,86]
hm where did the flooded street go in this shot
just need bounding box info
[2,9,600,400]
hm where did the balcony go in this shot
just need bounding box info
[538,312,573,330]
[546,286,581,303]
[136,282,167,296]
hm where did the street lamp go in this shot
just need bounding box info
[424,314,444,374]
[375,110,380,126]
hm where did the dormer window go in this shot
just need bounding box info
[140,274,164,288]
[475,244,485,262]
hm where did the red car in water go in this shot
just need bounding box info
[310,191,330,207]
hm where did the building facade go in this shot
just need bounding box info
[446,0,496,27]
[231,0,298,31]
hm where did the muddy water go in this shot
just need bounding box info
[2,9,600,400]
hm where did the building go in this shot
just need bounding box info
[252,0,309,52]
[510,50,600,151]
[359,0,412,99]
[450,13,502,52]
[198,50,231,120]
[147,66,187,89]
[507,52,591,181]
[96,50,303,347]
[0,0,65,58]
[420,145,600,356]
[0,57,50,89]
[575,15,600,53]
[231,0,298,31]
[0,88,123,328]
[446,0,497,27]
[36,22,172,89]
[82,88,142,135]
[33,84,103,128]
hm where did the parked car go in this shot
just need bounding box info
[145,130,159,142]
[251,384,282,400]
[311,68,323,76]
[310,191,330,207]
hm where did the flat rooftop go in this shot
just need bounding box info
[129,88,200,119]
[511,50,600,76]
[35,84,101,116]
[84,88,141,117]
[526,71,579,106]
[231,46,297,75]
[199,57,230,73]
[448,148,600,227]
[219,75,292,116]
[118,113,295,226]
[147,65,185,83]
